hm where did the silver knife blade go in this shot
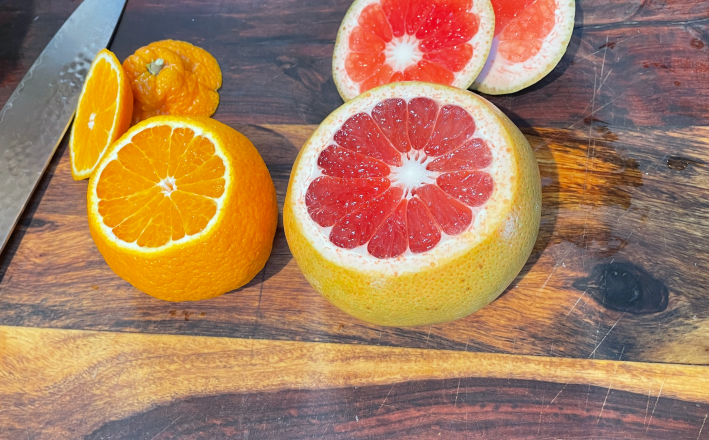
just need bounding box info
[0,0,127,254]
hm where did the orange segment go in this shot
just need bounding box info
[96,160,157,200]
[173,135,216,180]
[69,49,133,180]
[170,191,218,236]
[98,187,162,228]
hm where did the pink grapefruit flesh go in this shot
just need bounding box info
[333,0,495,101]
[472,0,575,94]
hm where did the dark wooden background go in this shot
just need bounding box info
[2,0,709,438]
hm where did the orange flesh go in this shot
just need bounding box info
[494,0,557,63]
[96,125,226,248]
[345,0,479,94]
[73,58,119,172]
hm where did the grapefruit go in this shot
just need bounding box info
[284,82,541,326]
[88,116,278,302]
[333,0,495,101]
[471,0,575,94]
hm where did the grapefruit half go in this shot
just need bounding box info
[471,0,575,94]
[284,82,541,326]
[333,0,495,101]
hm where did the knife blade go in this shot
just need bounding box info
[0,0,127,254]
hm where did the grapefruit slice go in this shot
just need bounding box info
[471,0,575,94]
[333,0,495,101]
[284,82,541,326]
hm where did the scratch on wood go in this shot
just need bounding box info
[538,395,545,435]
[597,347,624,424]
[376,384,396,415]
[698,413,708,440]
[646,376,667,433]
[537,242,575,298]
[565,288,589,318]
[151,414,183,440]
[588,311,627,358]
[424,325,432,348]
[454,378,462,407]
[548,383,569,407]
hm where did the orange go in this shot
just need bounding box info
[332,0,494,101]
[472,0,575,94]
[284,82,541,326]
[122,40,222,124]
[69,49,133,180]
[87,116,278,301]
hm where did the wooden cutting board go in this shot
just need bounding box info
[2,0,709,438]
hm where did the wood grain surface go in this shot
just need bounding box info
[3,325,709,439]
[2,0,709,438]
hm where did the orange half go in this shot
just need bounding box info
[87,116,278,301]
[70,48,133,180]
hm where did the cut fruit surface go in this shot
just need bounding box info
[69,49,133,180]
[333,0,495,101]
[88,116,277,302]
[472,0,575,94]
[284,82,541,326]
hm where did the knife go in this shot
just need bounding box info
[0,0,126,254]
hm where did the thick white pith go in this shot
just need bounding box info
[88,120,231,254]
[392,151,437,198]
[384,35,423,72]
[332,0,495,101]
[471,0,575,94]
[290,83,517,273]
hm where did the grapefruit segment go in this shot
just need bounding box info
[333,0,494,100]
[414,184,472,235]
[334,113,403,166]
[406,196,441,253]
[437,171,494,206]
[349,27,386,52]
[330,187,404,249]
[371,98,411,153]
[318,145,391,178]
[367,199,409,258]
[358,4,394,42]
[284,82,541,326]
[427,138,493,171]
[408,97,438,150]
[306,177,391,227]
[424,104,476,156]
[472,0,575,94]
[423,44,474,72]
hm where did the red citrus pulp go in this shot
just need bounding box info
[333,0,494,100]
[472,0,575,94]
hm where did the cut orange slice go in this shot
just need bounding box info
[472,0,575,94]
[284,82,541,326]
[87,116,278,301]
[69,49,133,180]
[333,0,495,101]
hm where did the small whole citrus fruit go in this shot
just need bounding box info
[88,115,277,301]
[332,0,495,101]
[70,48,133,180]
[122,40,222,124]
[284,82,540,326]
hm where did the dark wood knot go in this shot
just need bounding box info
[572,261,668,314]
